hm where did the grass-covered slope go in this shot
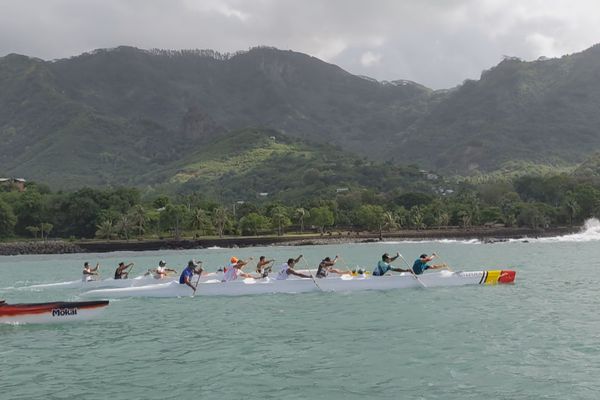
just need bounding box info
[152,128,438,202]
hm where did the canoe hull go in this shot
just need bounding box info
[0,300,109,324]
[81,270,515,298]
[20,272,221,291]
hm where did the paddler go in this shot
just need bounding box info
[315,255,350,278]
[179,260,203,291]
[82,262,100,282]
[372,253,411,276]
[222,256,258,282]
[154,260,177,279]
[114,262,134,279]
[412,253,445,275]
[256,256,275,277]
[276,255,311,280]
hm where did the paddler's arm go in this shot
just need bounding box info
[329,268,351,275]
[390,267,411,273]
[428,264,445,270]
[293,254,303,263]
[184,276,197,291]
[288,269,311,279]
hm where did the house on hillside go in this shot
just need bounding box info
[0,177,26,192]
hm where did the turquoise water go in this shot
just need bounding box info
[1,237,600,400]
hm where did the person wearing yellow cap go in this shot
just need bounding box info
[222,256,257,282]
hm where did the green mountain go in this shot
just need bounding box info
[401,45,600,173]
[2,44,600,184]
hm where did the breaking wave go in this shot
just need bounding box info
[516,218,600,243]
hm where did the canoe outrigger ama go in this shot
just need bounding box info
[0,300,109,324]
[80,269,516,298]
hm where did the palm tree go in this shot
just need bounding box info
[383,211,398,232]
[26,226,40,239]
[212,207,229,238]
[96,220,114,240]
[191,208,209,236]
[129,205,146,237]
[563,195,580,226]
[271,206,290,236]
[116,214,133,240]
[295,208,309,233]
[40,222,53,241]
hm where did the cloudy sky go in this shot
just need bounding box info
[1,0,599,88]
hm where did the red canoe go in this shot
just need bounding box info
[0,300,109,324]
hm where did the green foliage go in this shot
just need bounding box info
[239,213,271,236]
[355,205,385,231]
[0,199,16,237]
[308,206,334,233]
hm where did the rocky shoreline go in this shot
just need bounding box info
[0,240,85,256]
[0,226,579,256]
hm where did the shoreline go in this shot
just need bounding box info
[0,226,579,256]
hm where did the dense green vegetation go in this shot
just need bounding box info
[3,166,600,240]
[3,44,600,186]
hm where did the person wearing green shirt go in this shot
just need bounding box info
[412,253,445,275]
[373,253,411,276]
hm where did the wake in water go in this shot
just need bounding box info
[517,218,600,243]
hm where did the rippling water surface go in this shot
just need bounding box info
[2,234,600,399]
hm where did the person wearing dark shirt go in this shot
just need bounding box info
[114,262,134,279]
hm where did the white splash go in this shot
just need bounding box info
[383,238,482,245]
[531,218,600,243]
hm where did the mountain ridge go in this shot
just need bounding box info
[2,44,600,186]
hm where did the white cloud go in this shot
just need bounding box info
[360,51,381,67]
[1,0,600,88]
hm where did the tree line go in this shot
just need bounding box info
[0,173,599,240]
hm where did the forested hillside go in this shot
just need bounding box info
[2,44,600,186]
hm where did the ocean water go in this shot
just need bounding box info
[2,223,600,400]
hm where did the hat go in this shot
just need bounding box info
[420,254,428,259]
[188,260,198,267]
[158,260,166,266]
[230,257,238,264]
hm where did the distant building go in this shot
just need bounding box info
[0,177,26,192]
[336,187,349,193]
[259,192,269,197]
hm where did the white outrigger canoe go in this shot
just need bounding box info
[0,300,109,324]
[80,269,516,298]
[19,272,221,291]
[19,274,178,290]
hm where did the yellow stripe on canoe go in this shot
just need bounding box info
[484,270,501,285]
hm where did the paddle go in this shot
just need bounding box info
[192,266,203,296]
[302,258,322,291]
[397,253,427,289]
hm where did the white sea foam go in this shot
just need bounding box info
[513,218,600,243]
[383,238,482,245]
